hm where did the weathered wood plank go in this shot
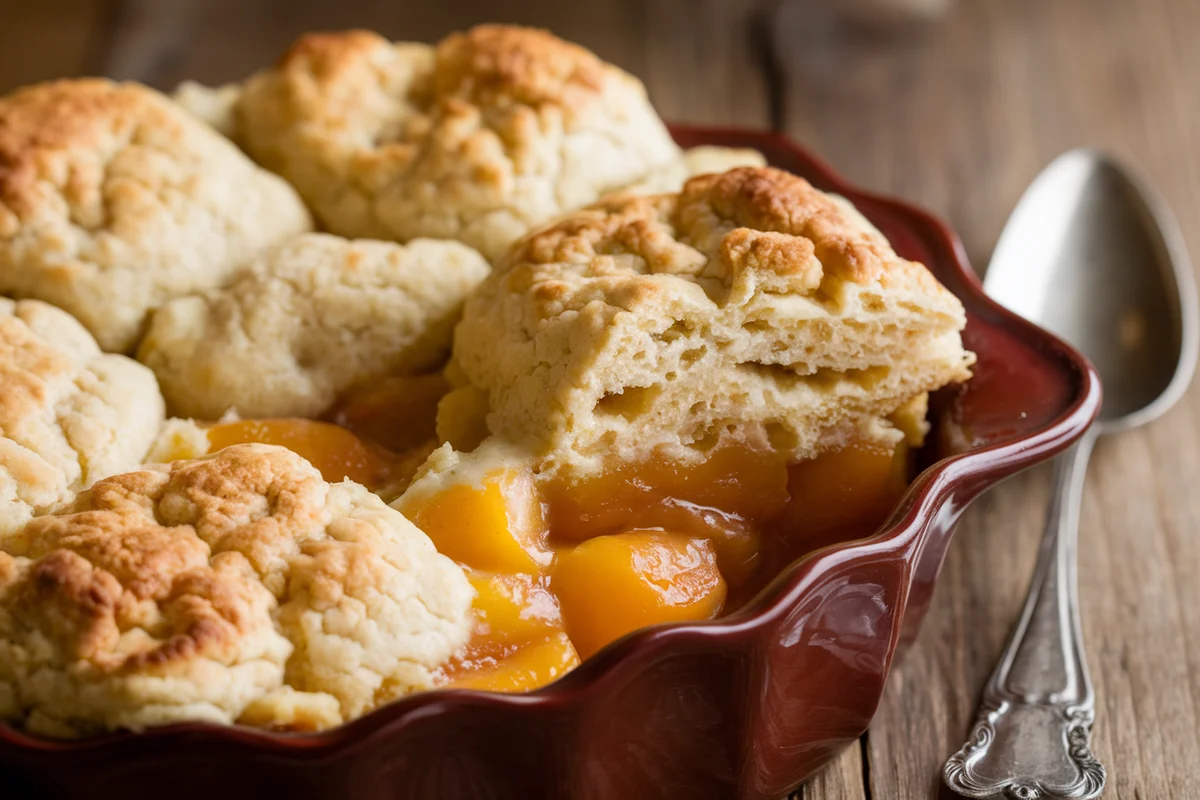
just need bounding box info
[794,742,868,800]
[0,0,108,92]
[774,0,1200,796]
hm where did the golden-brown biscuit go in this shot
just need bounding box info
[451,166,974,474]
[0,79,312,352]
[236,26,680,262]
[0,444,474,736]
[137,233,490,420]
[0,299,164,538]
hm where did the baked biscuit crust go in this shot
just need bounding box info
[0,299,164,538]
[237,25,680,262]
[452,166,974,473]
[0,444,473,736]
[138,233,490,419]
[0,79,312,352]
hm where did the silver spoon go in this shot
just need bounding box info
[942,149,1198,799]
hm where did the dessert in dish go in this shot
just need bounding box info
[0,299,164,538]
[138,233,489,419]
[0,24,974,736]
[0,141,1098,800]
[0,80,311,352]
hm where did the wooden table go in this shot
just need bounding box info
[2,0,1198,796]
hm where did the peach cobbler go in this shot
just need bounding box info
[0,24,971,737]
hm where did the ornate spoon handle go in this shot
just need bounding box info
[943,434,1106,800]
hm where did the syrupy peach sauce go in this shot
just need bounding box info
[540,439,911,611]
[193,383,911,696]
[327,373,448,453]
[205,418,419,494]
[400,438,911,692]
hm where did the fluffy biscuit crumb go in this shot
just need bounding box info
[451,166,974,474]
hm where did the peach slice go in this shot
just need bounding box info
[544,444,791,540]
[782,440,909,535]
[436,385,491,452]
[400,469,551,573]
[447,632,580,693]
[206,418,400,488]
[551,531,727,658]
[468,572,563,644]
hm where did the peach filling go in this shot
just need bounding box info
[437,573,580,692]
[551,531,726,659]
[400,439,911,693]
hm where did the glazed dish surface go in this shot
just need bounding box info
[0,22,1098,800]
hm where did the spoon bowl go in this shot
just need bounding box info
[984,150,1198,429]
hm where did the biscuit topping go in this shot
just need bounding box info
[0,79,312,352]
[137,233,490,419]
[0,299,164,539]
[237,25,680,261]
[0,444,473,736]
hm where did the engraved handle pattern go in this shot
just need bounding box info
[944,435,1106,799]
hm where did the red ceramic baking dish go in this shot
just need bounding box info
[0,127,1100,800]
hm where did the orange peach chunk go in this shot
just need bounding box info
[447,632,580,693]
[468,572,563,644]
[545,443,791,540]
[401,469,550,573]
[205,418,398,488]
[551,531,727,658]
[783,440,908,535]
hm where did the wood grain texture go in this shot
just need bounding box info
[1,0,1198,796]
[795,743,868,800]
[0,0,107,91]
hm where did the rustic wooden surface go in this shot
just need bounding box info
[2,0,1199,796]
